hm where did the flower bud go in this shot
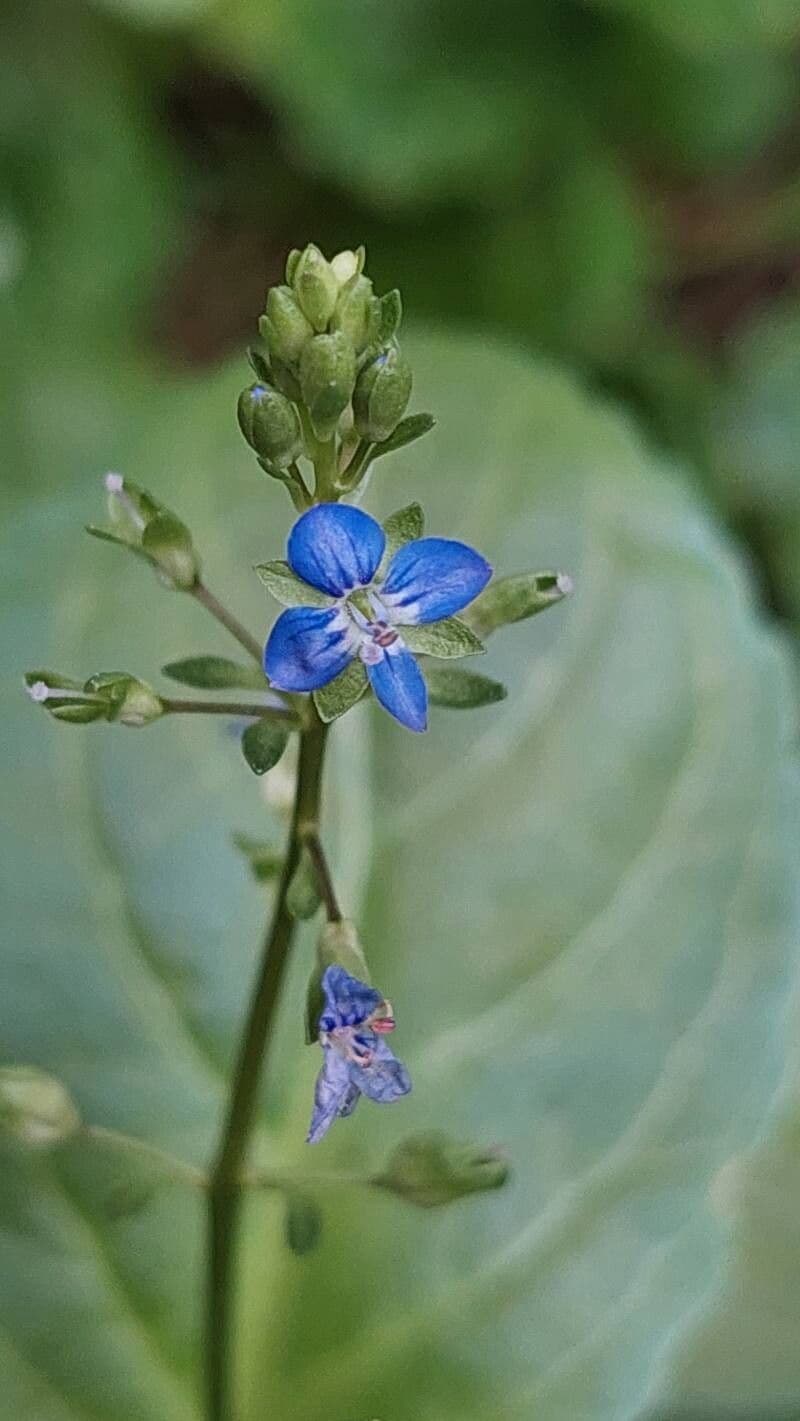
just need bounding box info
[375,1132,509,1208]
[353,344,413,443]
[291,244,339,332]
[305,919,370,1043]
[299,331,357,441]
[260,285,313,366]
[331,274,375,353]
[0,1066,81,1146]
[237,383,303,468]
[330,248,364,286]
[84,673,164,727]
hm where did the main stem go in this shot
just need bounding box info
[206,707,329,1421]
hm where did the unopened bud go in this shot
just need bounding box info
[84,673,164,727]
[331,274,375,354]
[353,344,412,443]
[260,285,313,366]
[330,247,364,287]
[375,1132,509,1208]
[299,332,357,441]
[237,383,304,468]
[0,1066,81,1146]
[291,244,339,332]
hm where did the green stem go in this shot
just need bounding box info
[191,581,264,665]
[83,1124,207,1188]
[206,707,329,1421]
[162,698,300,725]
[298,828,342,922]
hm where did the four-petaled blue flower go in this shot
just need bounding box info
[265,503,492,731]
[307,964,411,1144]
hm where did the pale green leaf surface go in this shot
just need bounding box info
[1,332,799,1421]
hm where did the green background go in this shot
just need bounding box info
[3,2,800,1417]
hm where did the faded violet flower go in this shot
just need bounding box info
[264,503,491,731]
[307,965,411,1144]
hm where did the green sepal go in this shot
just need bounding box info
[425,666,507,709]
[247,347,271,384]
[368,412,435,463]
[378,288,402,342]
[162,656,267,691]
[0,1066,81,1147]
[255,560,333,608]
[381,503,424,563]
[284,1195,323,1256]
[141,512,199,591]
[286,847,321,920]
[241,718,290,776]
[25,669,107,724]
[313,660,368,723]
[374,1132,509,1208]
[232,833,284,883]
[466,570,573,639]
[402,617,484,659]
[85,524,149,560]
[285,248,302,285]
[305,919,370,1044]
[331,273,374,353]
[353,344,412,443]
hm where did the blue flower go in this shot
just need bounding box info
[307,964,411,1144]
[264,503,492,732]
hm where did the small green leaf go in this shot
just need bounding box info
[85,523,147,555]
[378,288,402,342]
[381,503,424,563]
[284,1196,323,1256]
[232,833,284,883]
[425,666,507,709]
[402,617,484,659]
[255,560,332,608]
[241,719,289,775]
[313,660,368,722]
[286,848,321,920]
[374,1132,509,1208]
[466,570,572,639]
[162,656,267,691]
[368,412,436,462]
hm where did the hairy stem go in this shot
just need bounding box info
[206,707,329,1421]
[192,580,264,665]
[162,698,299,725]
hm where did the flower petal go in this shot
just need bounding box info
[287,503,386,597]
[366,648,428,732]
[349,1036,412,1104]
[265,607,354,692]
[337,1083,361,1119]
[306,1045,354,1144]
[320,964,383,1031]
[381,537,492,624]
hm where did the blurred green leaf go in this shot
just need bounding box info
[2,332,799,1421]
[241,717,290,775]
[162,656,267,691]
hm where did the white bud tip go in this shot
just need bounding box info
[104,471,124,493]
[331,250,359,286]
[556,573,573,596]
[27,680,50,703]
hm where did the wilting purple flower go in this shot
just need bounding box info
[307,965,411,1144]
[265,503,491,732]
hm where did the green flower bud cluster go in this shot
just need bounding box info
[238,244,422,502]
